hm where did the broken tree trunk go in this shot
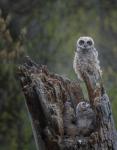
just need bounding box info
[18,57,117,150]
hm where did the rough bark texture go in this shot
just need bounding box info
[18,57,117,150]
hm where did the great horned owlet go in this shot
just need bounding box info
[73,36,102,81]
[76,101,96,136]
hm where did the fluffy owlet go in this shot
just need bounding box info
[76,101,96,136]
[73,36,102,81]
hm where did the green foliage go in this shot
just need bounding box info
[0,12,35,150]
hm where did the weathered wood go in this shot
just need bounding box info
[18,57,117,150]
[81,71,117,149]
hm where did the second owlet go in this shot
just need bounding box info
[73,36,102,81]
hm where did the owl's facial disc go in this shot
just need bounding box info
[76,37,94,52]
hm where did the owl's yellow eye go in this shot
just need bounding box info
[79,40,84,45]
[87,40,92,46]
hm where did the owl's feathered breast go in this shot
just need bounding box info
[73,48,101,80]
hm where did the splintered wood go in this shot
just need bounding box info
[18,57,117,150]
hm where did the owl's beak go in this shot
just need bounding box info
[84,45,87,48]
[83,44,90,51]
[84,43,88,48]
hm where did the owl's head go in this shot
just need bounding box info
[76,101,90,113]
[76,36,94,51]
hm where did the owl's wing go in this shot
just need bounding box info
[73,53,78,74]
[94,48,98,58]
[73,53,83,80]
[93,48,102,76]
[93,48,99,63]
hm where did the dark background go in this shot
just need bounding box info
[0,0,117,149]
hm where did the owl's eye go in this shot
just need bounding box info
[79,40,84,45]
[87,40,92,46]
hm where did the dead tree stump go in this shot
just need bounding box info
[17,57,117,150]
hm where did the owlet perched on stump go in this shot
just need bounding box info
[73,36,102,81]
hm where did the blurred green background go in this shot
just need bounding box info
[0,0,117,149]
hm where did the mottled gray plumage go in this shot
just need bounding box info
[73,36,102,81]
[76,101,96,136]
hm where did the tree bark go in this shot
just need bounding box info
[17,57,117,150]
